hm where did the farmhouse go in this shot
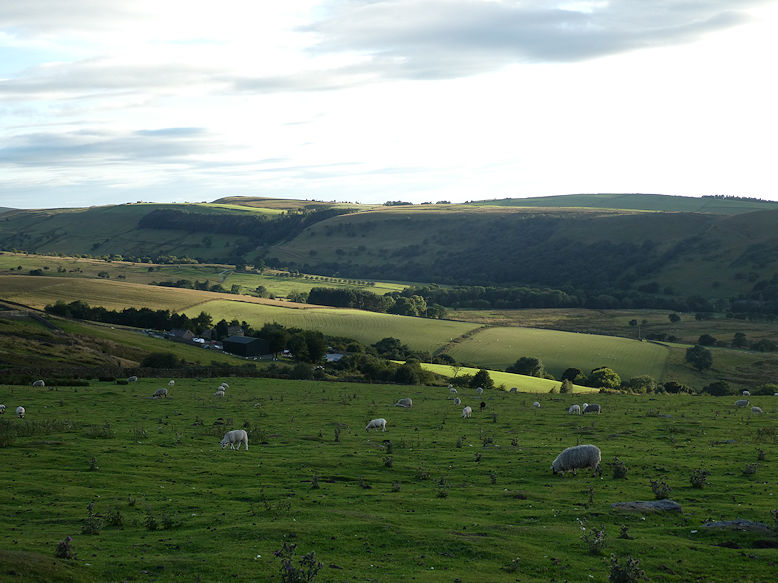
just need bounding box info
[168,328,194,342]
[223,335,270,357]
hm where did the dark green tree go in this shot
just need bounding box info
[686,345,713,371]
[470,369,495,390]
[588,367,621,389]
[506,357,544,377]
[702,380,731,396]
[561,367,584,383]
[697,334,717,346]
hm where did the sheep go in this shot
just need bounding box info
[735,399,750,407]
[462,406,472,418]
[168,380,175,387]
[214,390,225,398]
[476,386,484,396]
[583,403,601,414]
[479,401,486,411]
[16,406,25,419]
[218,384,227,392]
[449,387,458,394]
[127,376,138,383]
[751,406,764,414]
[454,397,461,406]
[220,429,249,450]
[551,444,602,476]
[152,388,168,399]
[221,382,230,389]
[393,398,413,408]
[32,380,45,387]
[568,404,581,415]
[365,418,387,432]
[0,404,5,414]
[582,402,589,411]
[509,387,518,393]
[742,390,751,396]
[533,401,541,408]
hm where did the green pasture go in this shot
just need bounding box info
[0,378,776,582]
[444,326,669,381]
[185,300,479,351]
[415,363,595,394]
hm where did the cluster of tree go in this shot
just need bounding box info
[153,279,229,293]
[304,287,447,318]
[696,332,776,352]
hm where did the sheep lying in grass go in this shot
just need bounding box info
[365,418,387,432]
[735,399,750,407]
[568,404,581,415]
[462,406,472,418]
[16,406,25,418]
[152,388,168,399]
[742,390,751,396]
[214,390,225,398]
[0,404,5,414]
[393,398,413,408]
[583,403,601,414]
[32,380,45,387]
[127,376,138,382]
[220,429,248,450]
[751,406,764,414]
[551,444,602,476]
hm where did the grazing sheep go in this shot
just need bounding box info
[509,387,518,393]
[214,390,225,398]
[168,380,175,387]
[454,397,461,406]
[476,387,484,396]
[127,376,138,382]
[152,388,168,399]
[551,444,602,476]
[0,404,5,414]
[735,399,750,407]
[568,404,581,415]
[462,406,472,418]
[221,382,230,389]
[533,401,541,408]
[32,380,45,387]
[449,387,458,394]
[365,418,387,432]
[742,390,751,396]
[751,406,764,414]
[479,401,486,411]
[582,402,589,411]
[583,403,601,414]
[220,429,249,450]
[16,406,25,418]
[393,398,413,408]
[218,384,227,392]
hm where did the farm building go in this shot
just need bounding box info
[223,335,269,357]
[169,328,194,342]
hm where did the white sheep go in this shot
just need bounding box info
[393,398,413,408]
[217,384,227,393]
[220,429,249,450]
[454,397,462,406]
[568,404,581,415]
[168,380,175,387]
[152,388,168,399]
[582,402,589,411]
[742,390,750,396]
[476,387,484,396]
[127,376,138,382]
[221,382,230,389]
[551,444,602,476]
[533,401,541,408]
[462,406,472,418]
[365,418,387,432]
[583,403,601,414]
[214,390,225,398]
[32,380,45,387]
[0,404,5,414]
[735,399,750,407]
[449,387,458,394]
[16,406,25,418]
[751,406,764,414]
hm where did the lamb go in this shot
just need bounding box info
[168,380,175,387]
[0,404,5,414]
[751,406,764,414]
[220,429,249,450]
[393,398,413,408]
[551,444,602,476]
[533,401,541,408]
[214,390,225,398]
[454,397,461,406]
[735,399,750,407]
[32,380,45,387]
[479,401,486,411]
[742,390,751,396]
[127,376,138,382]
[476,387,484,396]
[365,418,387,432]
[152,388,168,399]
[583,403,601,414]
[16,406,25,418]
[568,404,581,415]
[462,406,472,418]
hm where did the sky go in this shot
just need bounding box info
[1,0,777,209]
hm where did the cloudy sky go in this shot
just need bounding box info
[1,0,777,209]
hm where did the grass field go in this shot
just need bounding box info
[444,326,669,380]
[0,378,776,582]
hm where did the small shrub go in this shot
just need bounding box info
[474,452,482,462]
[771,509,778,532]
[84,423,115,439]
[610,457,628,479]
[511,436,518,447]
[757,448,766,461]
[579,519,606,555]
[132,427,149,441]
[88,457,99,471]
[144,512,158,531]
[334,427,341,442]
[618,525,632,540]
[359,476,371,489]
[105,507,123,527]
[434,477,450,498]
[503,557,521,572]
[415,464,431,481]
[81,508,103,535]
[311,473,320,489]
[54,536,75,560]
[383,456,394,468]
[274,541,322,583]
[650,479,671,499]
[690,469,710,489]
[489,470,497,485]
[127,495,136,507]
[743,463,759,476]
[161,512,174,530]
[384,440,393,454]
[609,554,648,583]
[491,413,498,423]
[391,481,401,492]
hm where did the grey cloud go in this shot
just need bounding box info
[0,2,143,34]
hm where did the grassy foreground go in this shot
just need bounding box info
[0,378,776,582]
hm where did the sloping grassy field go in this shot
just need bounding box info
[0,378,775,582]
[444,326,669,380]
